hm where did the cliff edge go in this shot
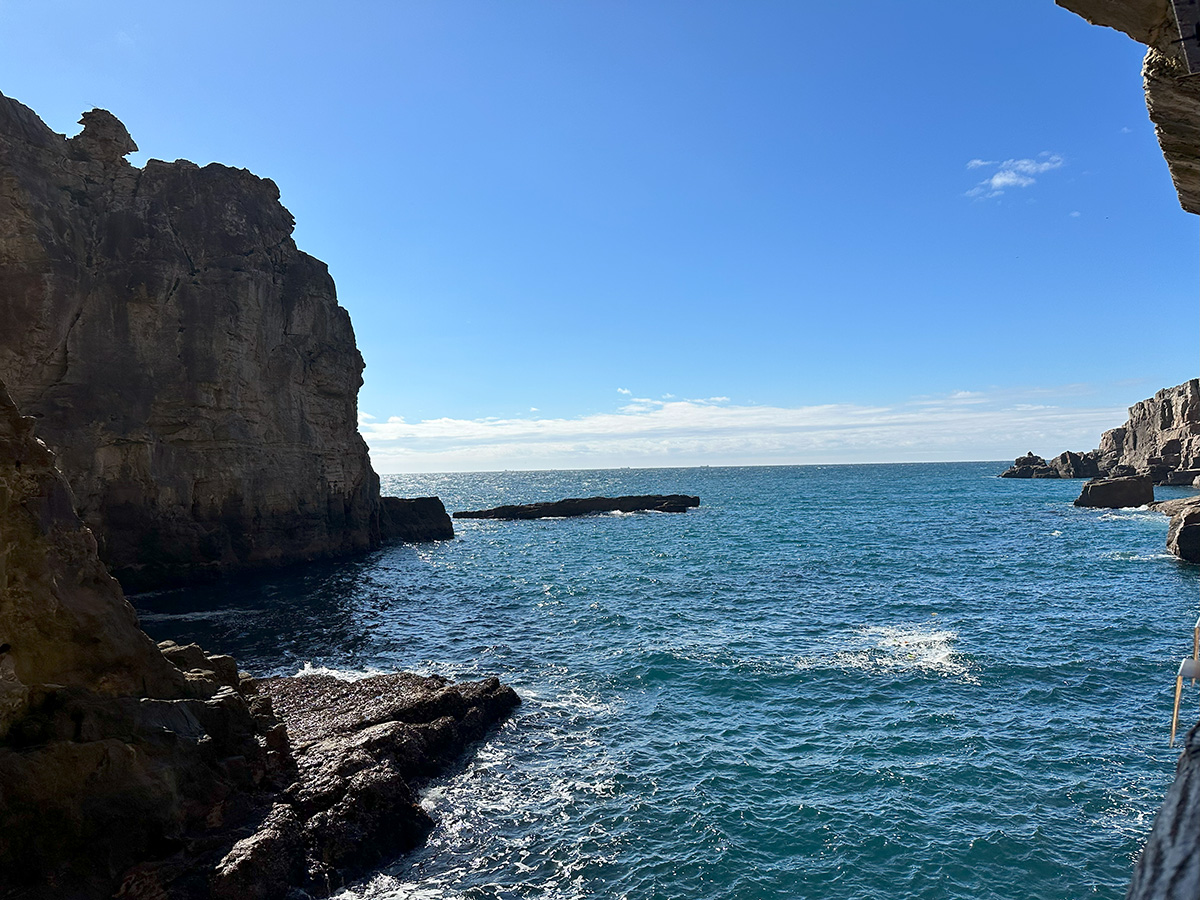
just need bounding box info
[0,93,449,592]
[1056,0,1200,214]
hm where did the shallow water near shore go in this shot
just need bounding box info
[137,463,1200,900]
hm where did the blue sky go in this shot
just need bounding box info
[1,1,1195,471]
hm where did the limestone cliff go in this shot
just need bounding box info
[1094,379,1200,482]
[1056,0,1200,214]
[0,92,450,592]
[1000,379,1200,484]
[0,379,517,897]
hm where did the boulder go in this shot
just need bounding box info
[455,494,701,520]
[1073,475,1154,509]
[1165,499,1200,564]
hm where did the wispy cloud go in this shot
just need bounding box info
[360,388,1125,473]
[966,153,1064,199]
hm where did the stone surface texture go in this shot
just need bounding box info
[1000,381,1200,487]
[1073,474,1155,508]
[1126,722,1200,900]
[455,494,701,520]
[1056,0,1200,214]
[0,377,292,897]
[0,92,447,592]
[0,378,517,898]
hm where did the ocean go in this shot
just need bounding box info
[136,463,1200,900]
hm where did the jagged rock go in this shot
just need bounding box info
[1073,475,1154,508]
[1057,0,1200,214]
[999,452,1060,478]
[0,92,449,593]
[1126,721,1200,899]
[0,377,292,897]
[1049,450,1102,479]
[262,673,521,894]
[455,494,701,520]
[0,375,518,897]
[1094,381,1200,481]
[379,496,455,542]
[1163,498,1200,563]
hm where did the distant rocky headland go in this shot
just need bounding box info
[1000,380,1200,486]
[0,92,451,593]
[0,93,510,897]
[455,494,701,520]
[999,379,1200,563]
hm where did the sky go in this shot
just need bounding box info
[1,1,1196,472]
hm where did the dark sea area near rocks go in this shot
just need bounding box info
[135,463,1200,900]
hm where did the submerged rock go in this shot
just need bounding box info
[455,494,701,520]
[1073,475,1154,509]
[0,92,449,593]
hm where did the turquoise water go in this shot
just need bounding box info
[137,463,1200,899]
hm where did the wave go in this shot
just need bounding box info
[797,624,976,682]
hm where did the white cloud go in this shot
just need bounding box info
[617,387,632,395]
[966,153,1064,199]
[1069,211,1081,217]
[360,388,1126,473]
[357,411,377,424]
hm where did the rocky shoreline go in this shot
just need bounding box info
[0,378,519,898]
[999,379,1200,563]
[0,93,514,898]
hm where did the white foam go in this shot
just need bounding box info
[292,661,390,682]
[796,624,975,681]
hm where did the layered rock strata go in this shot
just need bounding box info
[1073,474,1154,508]
[1056,0,1200,214]
[455,494,701,520]
[1000,380,1200,485]
[0,379,517,898]
[0,92,448,592]
[1126,721,1200,899]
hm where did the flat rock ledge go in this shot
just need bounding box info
[454,494,700,520]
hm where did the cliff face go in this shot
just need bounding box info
[1095,379,1200,479]
[1056,0,1200,214]
[0,375,292,894]
[0,378,516,897]
[0,93,448,592]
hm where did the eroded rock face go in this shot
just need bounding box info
[0,378,292,896]
[1095,380,1200,480]
[1000,381,1200,487]
[1057,0,1200,214]
[0,92,447,592]
[1074,474,1155,508]
[1126,721,1200,899]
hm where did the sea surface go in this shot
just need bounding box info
[136,463,1200,900]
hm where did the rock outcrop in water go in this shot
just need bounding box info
[0,377,517,897]
[0,92,450,592]
[1073,474,1154,508]
[1000,380,1200,486]
[454,494,701,520]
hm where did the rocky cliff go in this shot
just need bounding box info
[1000,379,1200,484]
[0,92,450,592]
[0,377,517,897]
[1056,0,1200,214]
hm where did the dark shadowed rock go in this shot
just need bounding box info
[0,93,448,592]
[999,452,1059,478]
[1163,498,1200,564]
[261,673,520,893]
[1073,475,1154,509]
[1126,721,1200,899]
[455,494,701,520]
[0,377,293,898]
[379,496,455,542]
[1049,450,1102,479]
